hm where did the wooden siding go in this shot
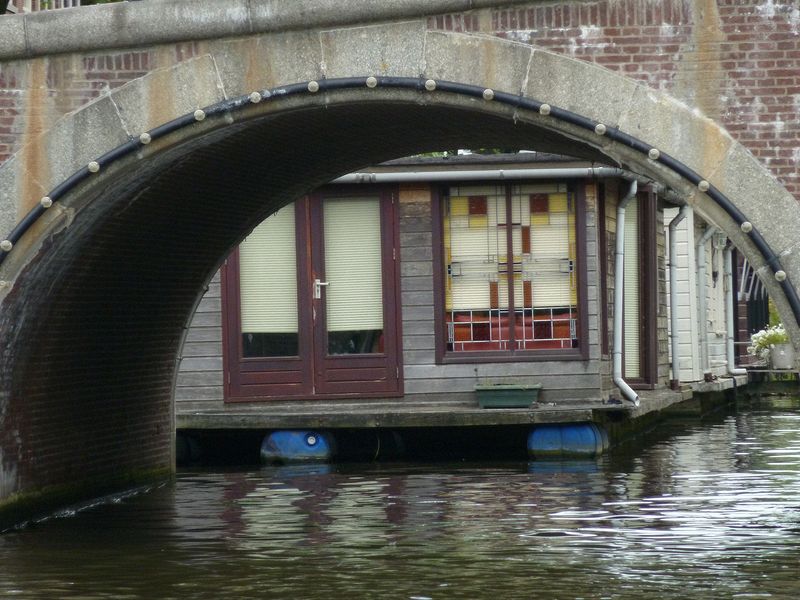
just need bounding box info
[175,272,224,408]
[174,181,611,413]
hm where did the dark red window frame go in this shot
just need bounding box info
[432,180,589,365]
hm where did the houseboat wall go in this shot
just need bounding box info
[174,178,614,413]
[597,181,670,400]
[696,219,730,379]
[664,206,701,382]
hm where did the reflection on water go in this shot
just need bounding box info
[2,400,800,599]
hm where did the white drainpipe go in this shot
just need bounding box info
[724,245,748,376]
[696,226,718,377]
[668,205,691,389]
[612,180,640,407]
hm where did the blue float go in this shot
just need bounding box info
[260,430,336,464]
[527,423,608,458]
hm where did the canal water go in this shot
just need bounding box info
[1,397,799,599]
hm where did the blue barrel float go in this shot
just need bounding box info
[527,423,609,459]
[260,430,336,464]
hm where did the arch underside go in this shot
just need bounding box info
[1,28,799,517]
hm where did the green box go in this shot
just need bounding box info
[475,383,542,409]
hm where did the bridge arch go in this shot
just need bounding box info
[1,26,798,519]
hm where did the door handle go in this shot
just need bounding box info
[314,279,329,299]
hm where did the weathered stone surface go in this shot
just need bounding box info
[618,85,734,178]
[112,55,225,137]
[1,0,535,62]
[21,0,251,59]
[0,17,25,59]
[526,50,638,127]
[35,95,129,193]
[321,21,426,79]
[208,31,324,97]
[423,31,532,94]
[0,157,22,237]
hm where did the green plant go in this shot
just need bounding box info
[748,324,789,361]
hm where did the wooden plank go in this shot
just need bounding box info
[400,231,433,247]
[179,357,223,372]
[401,290,434,306]
[180,341,223,358]
[401,260,433,277]
[400,275,433,292]
[402,334,435,351]
[401,320,436,335]
[174,386,224,401]
[402,349,436,365]
[400,245,433,261]
[185,311,220,328]
[176,371,223,387]
[185,326,222,343]
[402,305,435,321]
[195,296,221,313]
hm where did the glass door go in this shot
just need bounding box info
[310,192,400,396]
[224,188,401,401]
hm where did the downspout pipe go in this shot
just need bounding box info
[668,205,691,390]
[724,245,748,376]
[612,180,640,407]
[696,226,718,377]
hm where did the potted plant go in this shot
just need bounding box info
[748,324,795,369]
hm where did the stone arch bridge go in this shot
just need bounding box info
[1,0,799,522]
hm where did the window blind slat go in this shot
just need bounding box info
[324,197,383,331]
[239,205,298,333]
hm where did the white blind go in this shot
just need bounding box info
[239,205,298,333]
[623,202,640,378]
[324,197,383,331]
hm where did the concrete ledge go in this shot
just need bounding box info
[177,405,598,430]
[0,0,536,61]
[689,374,748,395]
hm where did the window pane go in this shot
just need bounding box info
[444,186,510,351]
[624,201,640,377]
[323,197,384,355]
[239,204,299,357]
[444,183,579,353]
[513,185,577,350]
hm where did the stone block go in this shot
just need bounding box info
[23,0,250,58]
[707,143,800,263]
[525,50,638,127]
[208,31,324,97]
[618,85,734,178]
[423,31,532,94]
[321,21,426,79]
[0,156,22,237]
[39,94,129,193]
[112,55,226,137]
[0,18,26,61]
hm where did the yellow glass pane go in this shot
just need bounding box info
[531,213,550,226]
[450,197,469,216]
[469,214,488,229]
[549,193,568,213]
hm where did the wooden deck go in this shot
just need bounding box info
[176,387,692,430]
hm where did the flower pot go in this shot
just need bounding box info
[475,383,542,408]
[770,343,795,370]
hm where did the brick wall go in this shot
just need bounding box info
[430,0,800,202]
